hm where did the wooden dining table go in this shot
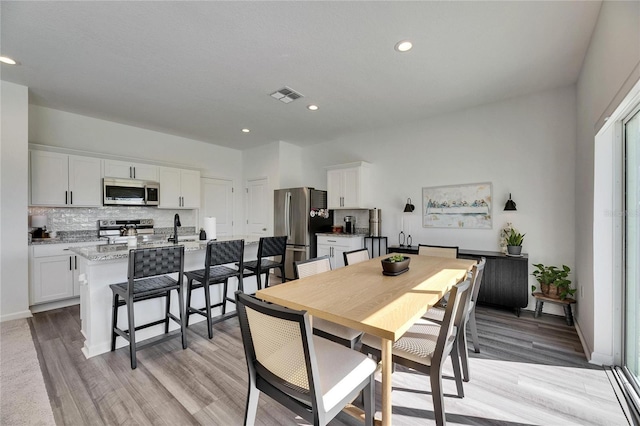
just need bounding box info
[255,253,476,426]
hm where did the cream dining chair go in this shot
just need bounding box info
[422,257,486,382]
[418,244,459,258]
[294,256,363,349]
[343,248,370,266]
[235,291,376,426]
[360,279,472,426]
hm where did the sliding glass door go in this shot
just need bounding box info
[625,106,640,382]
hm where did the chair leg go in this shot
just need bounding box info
[186,278,193,327]
[431,367,446,426]
[450,341,465,398]
[203,281,213,339]
[469,311,480,353]
[255,270,262,291]
[222,279,229,315]
[363,375,374,426]
[111,292,119,351]
[461,319,470,382]
[176,287,187,350]
[127,298,137,369]
[164,290,171,334]
[280,266,286,283]
[263,269,270,288]
[244,382,261,426]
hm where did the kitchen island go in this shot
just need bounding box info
[71,236,260,358]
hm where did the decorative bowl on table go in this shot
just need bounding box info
[381,255,410,276]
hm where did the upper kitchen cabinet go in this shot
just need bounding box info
[30,150,102,207]
[326,162,371,209]
[158,167,200,209]
[103,159,159,181]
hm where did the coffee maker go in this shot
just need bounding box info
[344,216,356,234]
[30,215,48,238]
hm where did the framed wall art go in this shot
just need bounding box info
[422,182,492,229]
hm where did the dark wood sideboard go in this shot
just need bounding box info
[387,245,529,316]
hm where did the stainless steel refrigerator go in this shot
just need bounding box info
[274,187,333,280]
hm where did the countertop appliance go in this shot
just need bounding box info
[274,187,333,280]
[344,215,355,234]
[98,218,154,243]
[103,178,160,206]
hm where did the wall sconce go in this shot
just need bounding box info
[504,193,517,211]
[403,198,415,213]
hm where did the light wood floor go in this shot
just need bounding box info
[29,300,628,425]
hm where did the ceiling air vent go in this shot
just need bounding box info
[270,86,304,104]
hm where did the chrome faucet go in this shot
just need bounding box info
[168,213,181,244]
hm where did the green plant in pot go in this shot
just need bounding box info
[505,229,525,256]
[531,263,576,300]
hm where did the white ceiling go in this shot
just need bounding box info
[1,1,601,150]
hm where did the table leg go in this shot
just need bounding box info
[381,338,392,426]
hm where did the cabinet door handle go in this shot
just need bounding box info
[75,256,77,270]
[65,190,68,204]
[70,191,73,205]
[130,166,133,178]
[69,257,72,270]
[133,167,136,179]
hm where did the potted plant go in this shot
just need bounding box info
[381,254,410,275]
[531,263,576,300]
[505,229,525,256]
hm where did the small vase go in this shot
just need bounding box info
[507,245,522,255]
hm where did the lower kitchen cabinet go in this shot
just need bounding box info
[29,242,102,306]
[317,235,365,269]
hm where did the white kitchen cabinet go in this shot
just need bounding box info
[317,235,365,269]
[326,162,371,209]
[29,241,103,306]
[103,159,159,181]
[158,166,201,209]
[30,150,102,207]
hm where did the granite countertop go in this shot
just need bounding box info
[316,232,368,238]
[69,235,260,261]
[30,236,106,245]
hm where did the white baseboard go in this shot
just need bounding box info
[575,320,615,366]
[30,297,79,314]
[0,309,33,322]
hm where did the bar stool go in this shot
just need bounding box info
[239,236,287,290]
[184,239,244,339]
[110,245,186,370]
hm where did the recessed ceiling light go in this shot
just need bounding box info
[307,105,319,111]
[0,56,17,65]
[242,128,250,133]
[394,40,413,52]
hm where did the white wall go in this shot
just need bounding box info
[302,86,577,313]
[1,81,30,321]
[576,0,640,363]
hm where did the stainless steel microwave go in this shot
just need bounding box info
[103,178,160,206]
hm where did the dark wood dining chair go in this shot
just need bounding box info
[360,279,472,426]
[343,248,370,266]
[236,291,376,426]
[294,256,363,349]
[418,244,459,258]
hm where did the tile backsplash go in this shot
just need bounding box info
[28,206,196,233]
[332,209,370,234]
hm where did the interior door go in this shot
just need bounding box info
[246,177,269,236]
[201,177,233,236]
